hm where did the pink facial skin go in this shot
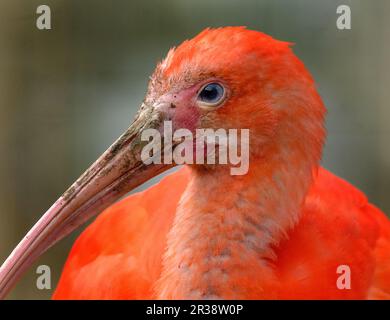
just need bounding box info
[154,78,229,134]
[155,84,202,134]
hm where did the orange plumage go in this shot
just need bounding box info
[51,27,390,299]
[52,167,390,299]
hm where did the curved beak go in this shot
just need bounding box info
[0,103,174,299]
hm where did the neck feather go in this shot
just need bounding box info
[155,136,320,299]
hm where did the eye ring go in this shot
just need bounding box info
[196,82,226,109]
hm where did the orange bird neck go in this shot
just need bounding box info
[156,138,320,299]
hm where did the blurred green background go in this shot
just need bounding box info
[0,0,389,299]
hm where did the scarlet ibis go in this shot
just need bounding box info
[0,27,389,299]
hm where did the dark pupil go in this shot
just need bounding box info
[199,83,223,103]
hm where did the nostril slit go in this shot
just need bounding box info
[170,103,176,109]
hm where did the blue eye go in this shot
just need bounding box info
[197,83,225,107]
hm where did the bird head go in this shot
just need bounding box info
[145,27,325,163]
[0,27,326,298]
